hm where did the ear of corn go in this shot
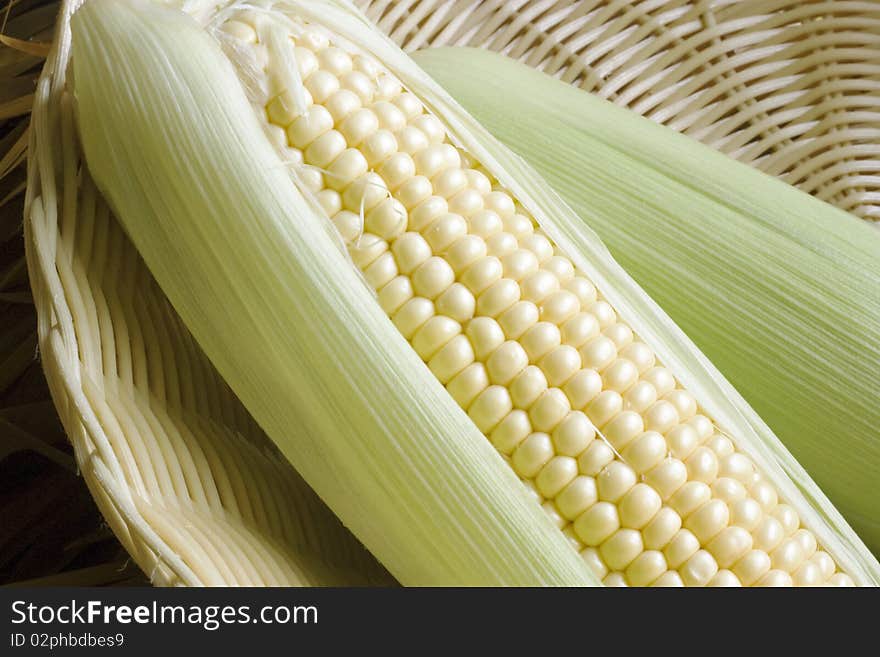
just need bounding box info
[412,46,880,557]
[70,0,597,587]
[70,0,880,586]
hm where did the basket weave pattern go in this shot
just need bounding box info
[359,0,880,221]
[17,0,879,586]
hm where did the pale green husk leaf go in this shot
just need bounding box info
[413,47,880,557]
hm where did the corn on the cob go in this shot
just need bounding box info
[219,4,865,587]
[68,0,880,586]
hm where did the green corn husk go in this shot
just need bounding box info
[413,47,880,555]
[69,0,880,585]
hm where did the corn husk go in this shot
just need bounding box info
[414,47,880,557]
[70,0,880,584]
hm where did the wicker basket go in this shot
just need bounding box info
[20,0,879,586]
